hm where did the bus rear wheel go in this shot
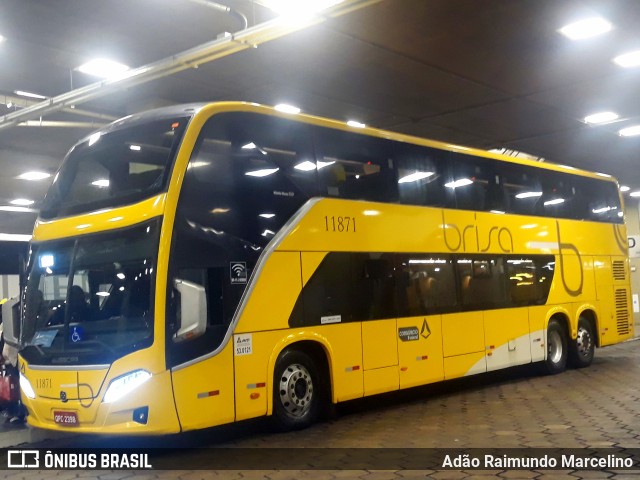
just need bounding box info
[272,349,320,431]
[569,317,595,368]
[544,319,568,375]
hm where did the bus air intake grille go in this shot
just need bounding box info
[615,288,630,335]
[612,261,626,281]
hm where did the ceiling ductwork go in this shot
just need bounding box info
[0,0,380,132]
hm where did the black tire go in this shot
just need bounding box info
[544,319,568,375]
[272,349,321,431]
[569,317,595,368]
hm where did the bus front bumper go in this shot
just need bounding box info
[22,370,180,435]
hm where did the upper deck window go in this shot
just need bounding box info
[39,116,188,219]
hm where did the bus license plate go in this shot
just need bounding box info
[53,411,79,426]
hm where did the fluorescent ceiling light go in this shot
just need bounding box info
[275,104,301,114]
[14,90,47,100]
[294,160,335,171]
[17,171,51,181]
[10,198,34,206]
[189,161,209,168]
[619,125,640,136]
[211,208,230,214]
[129,145,141,151]
[259,213,276,218]
[91,179,110,187]
[0,206,36,213]
[515,191,542,199]
[584,111,619,124]
[317,160,335,169]
[544,198,565,206]
[620,186,630,192]
[347,120,366,128]
[261,229,275,237]
[613,50,640,68]
[398,171,434,183]
[242,142,257,149]
[260,0,343,18]
[445,178,473,189]
[592,206,613,214]
[630,191,640,197]
[0,233,32,242]
[559,17,612,40]
[245,168,279,177]
[77,59,130,78]
[294,161,317,171]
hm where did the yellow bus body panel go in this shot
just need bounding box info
[443,352,487,380]
[32,194,166,242]
[483,308,531,372]
[236,251,302,334]
[171,342,235,431]
[442,312,485,357]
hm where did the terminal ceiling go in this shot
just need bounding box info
[1,0,639,239]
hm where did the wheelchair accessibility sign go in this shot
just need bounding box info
[70,326,84,343]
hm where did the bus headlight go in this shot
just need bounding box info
[20,374,36,399]
[103,370,151,404]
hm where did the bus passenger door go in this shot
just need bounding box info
[358,254,399,396]
[397,315,444,388]
[362,319,399,395]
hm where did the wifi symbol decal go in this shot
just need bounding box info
[232,264,245,275]
[230,262,248,284]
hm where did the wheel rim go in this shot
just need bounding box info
[548,329,563,364]
[576,325,593,358]
[278,363,313,418]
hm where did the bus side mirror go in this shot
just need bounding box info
[2,297,21,348]
[172,278,207,342]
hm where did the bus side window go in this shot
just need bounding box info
[502,164,542,216]
[352,254,396,321]
[458,257,506,308]
[450,153,504,212]
[578,176,623,223]
[396,145,449,207]
[537,170,575,219]
[313,127,399,203]
[396,255,456,316]
[505,257,539,306]
[302,252,354,324]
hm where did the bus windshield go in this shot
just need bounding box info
[39,116,189,219]
[21,221,160,366]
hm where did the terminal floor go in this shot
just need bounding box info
[4,339,640,479]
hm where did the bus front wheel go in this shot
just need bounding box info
[545,319,568,374]
[272,349,320,430]
[569,317,595,368]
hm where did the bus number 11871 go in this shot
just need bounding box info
[324,216,357,233]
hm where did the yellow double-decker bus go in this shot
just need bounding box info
[16,102,632,434]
